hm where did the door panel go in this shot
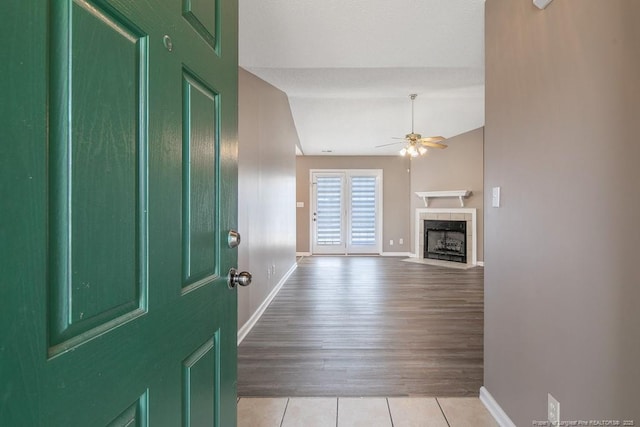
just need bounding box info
[183,0,218,49]
[1,0,238,425]
[347,175,379,253]
[48,0,148,353]
[182,335,219,426]
[107,392,149,427]
[182,71,219,287]
[312,173,346,254]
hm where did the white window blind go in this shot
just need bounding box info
[350,176,376,245]
[316,176,343,245]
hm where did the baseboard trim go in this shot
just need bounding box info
[295,252,311,257]
[477,261,485,267]
[480,386,516,427]
[381,252,411,257]
[237,262,297,345]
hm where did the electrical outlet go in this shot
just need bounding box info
[548,393,560,426]
[399,238,404,245]
[389,240,394,246]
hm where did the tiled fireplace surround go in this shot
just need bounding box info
[414,208,478,266]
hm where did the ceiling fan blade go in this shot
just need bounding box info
[420,136,445,143]
[375,141,406,148]
[391,137,406,140]
[420,140,448,149]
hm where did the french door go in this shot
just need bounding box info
[311,170,382,255]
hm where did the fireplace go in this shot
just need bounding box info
[415,209,477,266]
[424,220,467,263]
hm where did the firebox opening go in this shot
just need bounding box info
[424,220,467,264]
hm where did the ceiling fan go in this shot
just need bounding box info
[376,94,447,157]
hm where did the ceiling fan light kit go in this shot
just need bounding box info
[375,93,448,157]
[400,144,428,158]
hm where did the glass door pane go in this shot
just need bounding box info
[349,176,376,246]
[347,173,380,253]
[312,173,346,254]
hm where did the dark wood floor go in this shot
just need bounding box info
[238,256,484,397]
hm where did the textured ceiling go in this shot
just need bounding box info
[239,0,485,155]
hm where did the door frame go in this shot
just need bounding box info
[309,169,383,255]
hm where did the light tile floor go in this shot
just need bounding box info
[238,397,498,427]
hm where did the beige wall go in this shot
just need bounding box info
[409,127,484,261]
[296,156,411,254]
[237,68,297,331]
[485,0,640,425]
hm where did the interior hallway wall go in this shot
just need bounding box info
[484,0,640,424]
[237,68,298,331]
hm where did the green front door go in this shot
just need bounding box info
[1,0,238,425]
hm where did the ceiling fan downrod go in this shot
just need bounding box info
[410,93,417,134]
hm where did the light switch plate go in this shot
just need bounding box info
[296,202,304,208]
[492,187,501,208]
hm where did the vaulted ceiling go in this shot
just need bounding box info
[239,0,485,156]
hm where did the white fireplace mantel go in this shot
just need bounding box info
[415,190,471,207]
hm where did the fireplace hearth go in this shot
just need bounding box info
[424,220,467,263]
